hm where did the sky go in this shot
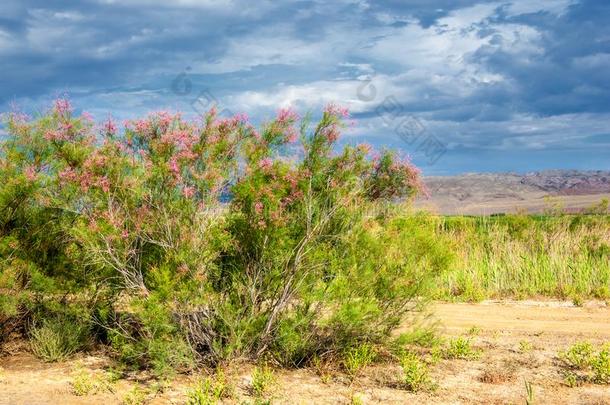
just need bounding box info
[0,0,609,175]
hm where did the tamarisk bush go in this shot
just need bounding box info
[0,100,447,372]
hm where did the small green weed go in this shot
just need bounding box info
[122,386,147,405]
[560,341,594,368]
[343,344,376,378]
[519,340,533,353]
[400,352,433,392]
[251,365,275,398]
[71,369,115,396]
[186,370,234,405]
[443,336,481,360]
[591,347,610,384]
[524,380,534,405]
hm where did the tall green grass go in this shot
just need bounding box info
[428,214,610,301]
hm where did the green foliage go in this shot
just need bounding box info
[251,365,275,398]
[122,386,147,405]
[343,344,376,377]
[29,317,87,362]
[186,370,234,405]
[558,342,610,385]
[0,100,441,375]
[560,341,594,369]
[71,368,115,396]
[435,214,610,300]
[400,352,433,392]
[524,380,534,405]
[443,336,481,360]
[591,346,610,384]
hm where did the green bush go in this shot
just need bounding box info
[30,317,86,362]
[1,100,439,374]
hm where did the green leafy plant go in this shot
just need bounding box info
[400,352,433,392]
[251,365,275,398]
[343,344,376,378]
[443,336,480,360]
[591,347,610,384]
[71,369,115,396]
[560,341,594,369]
[186,371,234,405]
[122,386,147,405]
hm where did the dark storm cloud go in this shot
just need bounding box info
[0,0,608,173]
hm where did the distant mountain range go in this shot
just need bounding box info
[415,170,610,215]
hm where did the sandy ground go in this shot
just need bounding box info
[1,300,609,404]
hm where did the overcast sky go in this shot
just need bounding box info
[1,0,608,174]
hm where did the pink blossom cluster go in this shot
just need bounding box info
[324,103,350,118]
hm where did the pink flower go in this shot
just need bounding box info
[182,186,196,198]
[98,177,111,193]
[285,127,298,143]
[276,107,299,124]
[103,118,117,134]
[81,111,94,122]
[54,98,72,115]
[59,167,78,183]
[24,165,38,181]
[324,103,349,118]
[259,157,273,170]
[254,201,263,214]
[169,158,180,176]
[234,112,248,123]
[121,229,129,239]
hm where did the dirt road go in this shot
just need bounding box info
[433,300,610,337]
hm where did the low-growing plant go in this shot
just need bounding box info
[350,392,364,405]
[443,336,480,360]
[122,386,148,405]
[591,346,610,384]
[71,369,115,396]
[563,371,579,388]
[251,365,275,398]
[343,344,376,378]
[29,318,86,362]
[519,340,533,353]
[558,342,610,385]
[400,352,433,392]
[186,371,234,405]
[560,341,594,369]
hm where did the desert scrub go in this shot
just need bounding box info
[1,100,440,374]
[400,352,433,392]
[29,317,86,362]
